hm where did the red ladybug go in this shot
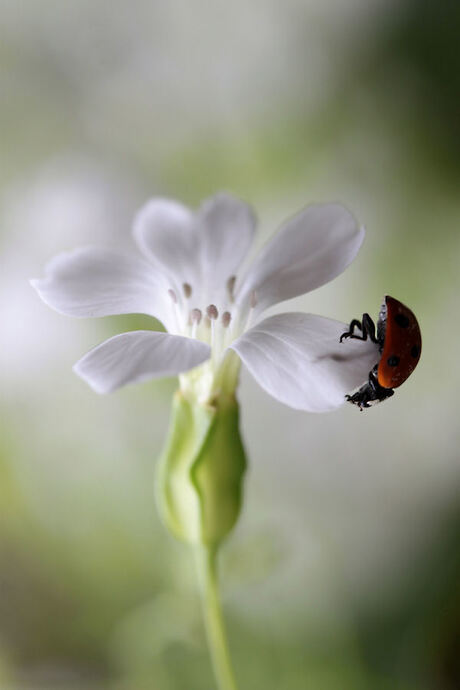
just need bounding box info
[340,296,422,410]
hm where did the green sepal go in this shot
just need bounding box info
[156,390,247,546]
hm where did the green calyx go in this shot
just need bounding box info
[156,390,247,546]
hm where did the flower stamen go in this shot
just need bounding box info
[183,283,192,299]
[221,311,232,350]
[191,307,202,324]
[206,304,219,321]
[222,311,231,328]
[190,308,202,339]
[206,305,219,358]
[226,275,236,303]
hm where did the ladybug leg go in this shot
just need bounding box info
[340,318,362,342]
[362,314,378,343]
[345,366,394,409]
[340,314,378,343]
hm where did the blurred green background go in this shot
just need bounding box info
[1,1,459,688]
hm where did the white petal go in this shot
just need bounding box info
[237,203,364,314]
[197,193,255,292]
[74,331,211,393]
[31,247,170,325]
[133,194,255,305]
[133,198,200,290]
[230,312,379,412]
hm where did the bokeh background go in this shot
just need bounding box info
[1,1,459,688]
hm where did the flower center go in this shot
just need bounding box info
[167,277,255,351]
[168,276,257,402]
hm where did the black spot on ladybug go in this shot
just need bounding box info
[394,314,410,328]
[387,355,400,367]
[411,345,419,358]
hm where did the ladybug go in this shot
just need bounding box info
[340,295,421,410]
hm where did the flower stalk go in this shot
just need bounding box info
[156,389,245,689]
[195,544,239,690]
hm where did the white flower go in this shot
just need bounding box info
[32,193,379,412]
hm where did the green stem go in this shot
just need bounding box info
[195,545,239,690]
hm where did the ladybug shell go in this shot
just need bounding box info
[377,296,422,389]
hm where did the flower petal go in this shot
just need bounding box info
[74,331,211,393]
[133,193,255,305]
[197,193,255,292]
[230,312,379,412]
[236,203,364,314]
[31,247,171,325]
[133,198,199,290]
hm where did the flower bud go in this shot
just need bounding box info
[156,390,247,546]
